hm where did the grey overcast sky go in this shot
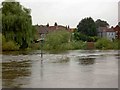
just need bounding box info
[1,0,120,28]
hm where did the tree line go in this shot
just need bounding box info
[2,0,117,51]
[74,17,109,42]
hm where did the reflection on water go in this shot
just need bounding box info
[2,51,31,55]
[79,57,95,65]
[2,50,118,88]
[52,56,69,63]
[2,60,31,88]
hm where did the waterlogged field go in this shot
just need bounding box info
[2,50,119,88]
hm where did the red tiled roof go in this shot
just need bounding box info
[114,25,120,31]
[105,29,115,32]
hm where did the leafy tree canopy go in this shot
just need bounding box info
[54,22,57,26]
[2,1,36,49]
[95,19,109,28]
[77,17,97,37]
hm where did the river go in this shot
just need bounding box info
[2,50,119,88]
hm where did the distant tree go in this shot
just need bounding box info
[77,17,97,36]
[65,25,67,29]
[46,23,49,27]
[54,22,57,26]
[95,19,109,28]
[2,1,36,49]
[68,25,70,29]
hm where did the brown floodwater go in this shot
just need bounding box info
[1,50,119,88]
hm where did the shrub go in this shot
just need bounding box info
[95,38,113,50]
[112,39,120,50]
[69,41,87,50]
[2,35,20,51]
[43,30,70,51]
[74,32,99,42]
[0,33,2,52]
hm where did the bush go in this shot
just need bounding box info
[43,30,70,51]
[42,30,88,53]
[2,35,20,51]
[68,41,87,50]
[74,32,99,42]
[95,38,113,50]
[0,33,2,52]
[112,39,120,50]
[29,43,41,50]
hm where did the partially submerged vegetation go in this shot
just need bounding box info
[42,30,87,52]
[95,38,120,50]
[1,30,120,53]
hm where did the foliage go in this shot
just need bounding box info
[43,30,70,51]
[2,1,36,49]
[112,39,120,50]
[54,22,57,26]
[74,31,87,41]
[69,41,87,50]
[74,31,99,42]
[42,30,87,53]
[30,43,41,50]
[0,8,1,33]
[0,33,2,44]
[2,34,20,51]
[95,19,109,28]
[77,17,97,37]
[95,38,114,50]
[0,33,2,51]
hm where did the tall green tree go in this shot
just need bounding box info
[2,1,35,49]
[54,22,57,26]
[77,17,97,37]
[95,19,109,28]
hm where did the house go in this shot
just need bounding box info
[35,23,72,41]
[105,27,116,41]
[35,25,49,40]
[97,26,116,41]
[97,27,107,37]
[114,25,120,39]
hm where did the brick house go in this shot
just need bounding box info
[114,25,120,39]
[97,25,120,41]
[105,27,116,41]
[35,24,72,41]
[97,27,107,37]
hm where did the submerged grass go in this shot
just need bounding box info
[2,60,31,79]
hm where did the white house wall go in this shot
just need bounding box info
[106,32,116,41]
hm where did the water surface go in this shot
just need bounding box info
[2,50,118,88]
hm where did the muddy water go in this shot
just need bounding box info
[2,50,118,88]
